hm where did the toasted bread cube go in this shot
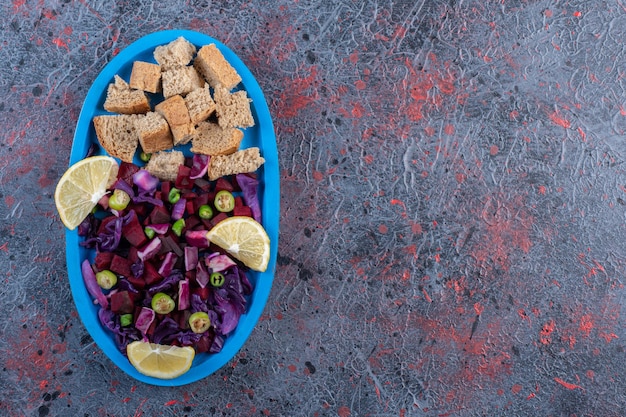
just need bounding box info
[153,37,196,71]
[136,112,174,154]
[155,95,195,146]
[194,44,242,90]
[184,84,216,125]
[162,66,204,99]
[93,114,143,163]
[129,61,162,93]
[191,121,242,156]
[214,86,254,129]
[145,150,185,182]
[207,147,264,181]
[103,75,150,114]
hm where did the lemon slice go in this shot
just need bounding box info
[127,341,195,379]
[206,216,270,272]
[54,156,118,230]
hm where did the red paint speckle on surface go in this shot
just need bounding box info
[540,320,556,345]
[355,80,366,90]
[164,400,178,406]
[489,145,499,156]
[548,111,571,128]
[554,377,583,391]
[444,124,455,135]
[337,406,351,417]
[277,66,319,119]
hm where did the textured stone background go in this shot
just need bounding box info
[2,0,626,416]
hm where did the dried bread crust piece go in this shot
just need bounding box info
[93,114,144,163]
[161,66,204,99]
[194,44,242,91]
[136,112,174,154]
[184,84,216,125]
[207,147,265,181]
[129,61,162,93]
[155,95,196,146]
[103,75,151,114]
[214,86,254,129]
[191,121,242,156]
[153,37,197,71]
[145,150,185,182]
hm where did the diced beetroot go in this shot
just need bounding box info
[185,269,197,286]
[160,181,173,204]
[128,202,149,218]
[94,251,114,270]
[118,162,140,186]
[181,190,198,199]
[127,246,139,264]
[149,205,171,224]
[122,211,148,247]
[195,332,214,353]
[234,196,244,207]
[143,261,163,286]
[110,291,135,314]
[215,177,234,192]
[192,286,210,300]
[160,234,184,257]
[201,219,213,230]
[126,274,146,289]
[98,194,110,210]
[177,309,191,330]
[110,254,133,277]
[211,212,229,227]
[97,215,117,235]
[194,192,210,210]
[185,199,196,216]
[185,215,201,230]
[175,165,194,190]
[194,177,212,192]
[145,316,157,336]
[233,205,253,217]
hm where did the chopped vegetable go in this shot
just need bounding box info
[210,272,225,287]
[96,270,118,290]
[172,218,185,236]
[214,190,235,213]
[151,292,175,314]
[188,312,211,334]
[140,152,151,162]
[198,204,213,220]
[82,259,109,309]
[120,313,134,327]
[168,187,181,204]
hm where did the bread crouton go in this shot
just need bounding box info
[161,66,204,99]
[103,75,151,114]
[191,121,242,156]
[207,147,264,181]
[93,114,144,163]
[153,37,196,71]
[136,112,173,154]
[214,86,254,129]
[194,44,242,90]
[145,150,185,182]
[129,61,162,93]
[155,95,196,146]
[184,84,216,125]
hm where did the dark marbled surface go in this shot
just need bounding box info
[2,0,626,416]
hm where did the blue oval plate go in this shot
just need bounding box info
[66,30,279,386]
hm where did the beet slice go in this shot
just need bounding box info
[94,251,114,270]
[149,205,171,224]
[122,211,148,248]
[233,205,253,218]
[126,274,146,290]
[143,261,163,286]
[110,254,133,278]
[215,177,234,192]
[211,212,229,227]
[110,291,135,314]
[175,165,194,190]
[118,162,140,186]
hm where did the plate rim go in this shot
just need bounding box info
[65,29,279,386]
